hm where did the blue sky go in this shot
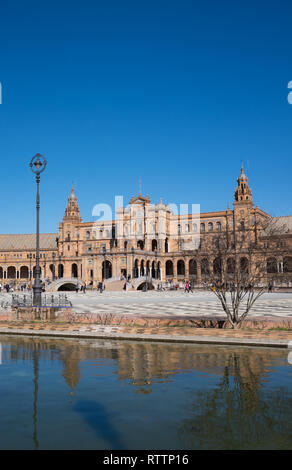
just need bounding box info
[0,0,292,233]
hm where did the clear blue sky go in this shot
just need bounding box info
[0,0,291,234]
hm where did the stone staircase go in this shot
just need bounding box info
[104,279,127,291]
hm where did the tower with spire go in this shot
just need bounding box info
[58,186,82,264]
[63,185,82,222]
[234,162,253,206]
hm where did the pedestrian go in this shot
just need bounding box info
[75,284,79,293]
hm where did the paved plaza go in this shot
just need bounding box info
[1,290,292,318]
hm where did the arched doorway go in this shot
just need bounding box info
[151,261,156,279]
[0,267,3,279]
[7,266,16,279]
[201,258,209,277]
[72,263,78,278]
[157,261,161,280]
[283,257,292,273]
[50,264,55,280]
[20,266,29,279]
[146,260,150,276]
[213,258,222,276]
[102,260,112,279]
[177,260,185,277]
[137,281,155,291]
[166,260,173,277]
[165,238,169,253]
[58,264,64,278]
[227,257,235,274]
[189,259,197,278]
[140,260,145,277]
[152,240,158,251]
[58,283,77,291]
[240,257,249,274]
[267,257,277,274]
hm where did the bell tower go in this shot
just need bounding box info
[64,185,82,222]
[234,163,253,206]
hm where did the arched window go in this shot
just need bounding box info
[137,240,144,250]
[216,222,221,231]
[208,222,213,232]
[193,223,197,232]
[177,260,185,276]
[283,257,292,273]
[189,259,197,277]
[152,239,158,251]
[185,224,189,233]
[201,223,205,232]
[86,231,90,239]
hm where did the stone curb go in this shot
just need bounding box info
[0,327,290,349]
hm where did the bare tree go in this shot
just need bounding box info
[204,217,288,329]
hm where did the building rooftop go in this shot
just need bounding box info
[0,233,58,251]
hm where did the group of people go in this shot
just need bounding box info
[0,282,34,293]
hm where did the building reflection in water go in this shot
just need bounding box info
[1,334,291,449]
[1,335,286,393]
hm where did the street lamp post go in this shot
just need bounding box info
[131,247,135,279]
[30,154,47,307]
[155,249,158,280]
[29,253,32,281]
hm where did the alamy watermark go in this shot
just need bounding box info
[90,196,201,250]
[288,81,292,104]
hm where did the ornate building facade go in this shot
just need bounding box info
[0,165,291,290]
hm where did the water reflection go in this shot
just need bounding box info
[0,335,291,449]
[179,352,292,449]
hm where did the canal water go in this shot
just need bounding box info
[0,335,291,450]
